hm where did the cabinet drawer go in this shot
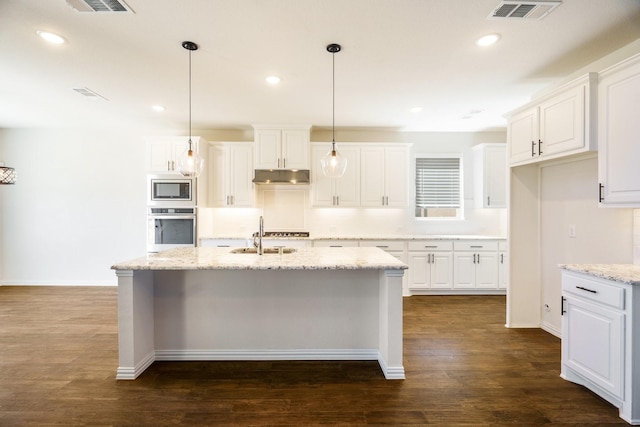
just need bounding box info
[408,241,453,251]
[313,240,359,248]
[562,272,625,309]
[453,241,498,251]
[359,240,404,251]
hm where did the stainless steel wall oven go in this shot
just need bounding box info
[147,207,196,253]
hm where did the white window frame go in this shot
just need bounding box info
[413,153,464,220]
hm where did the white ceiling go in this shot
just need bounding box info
[1,0,639,133]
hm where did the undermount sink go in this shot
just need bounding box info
[230,247,297,255]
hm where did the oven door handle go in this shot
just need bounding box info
[149,215,195,220]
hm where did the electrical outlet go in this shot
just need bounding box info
[568,224,576,238]
[544,304,551,312]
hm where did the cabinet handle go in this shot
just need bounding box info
[538,139,543,155]
[477,253,480,264]
[598,183,604,203]
[424,245,438,248]
[226,195,229,205]
[230,195,234,205]
[376,245,389,248]
[336,196,339,205]
[500,253,504,264]
[531,140,536,157]
[576,285,597,294]
[167,160,171,171]
[561,296,566,315]
[431,253,435,263]
[278,158,280,168]
[283,158,286,168]
[487,196,490,206]
[470,245,483,248]
[473,254,477,264]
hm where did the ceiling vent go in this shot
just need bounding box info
[66,0,134,13]
[73,87,108,100]
[488,1,561,20]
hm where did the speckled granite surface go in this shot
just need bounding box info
[112,247,408,271]
[559,264,640,285]
[200,235,505,242]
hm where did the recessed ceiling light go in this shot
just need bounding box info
[152,105,166,112]
[410,107,423,113]
[36,30,66,44]
[475,33,501,47]
[265,76,281,85]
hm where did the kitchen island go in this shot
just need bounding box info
[111,247,407,380]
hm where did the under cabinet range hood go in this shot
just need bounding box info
[253,169,310,185]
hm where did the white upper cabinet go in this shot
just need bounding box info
[311,144,360,207]
[147,136,205,173]
[254,126,310,170]
[360,145,409,207]
[597,53,640,207]
[473,143,507,208]
[208,142,254,207]
[506,73,596,167]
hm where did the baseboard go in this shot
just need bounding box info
[154,348,381,361]
[116,351,155,380]
[0,282,117,287]
[540,321,561,338]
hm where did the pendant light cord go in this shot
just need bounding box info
[332,49,335,146]
[188,48,192,150]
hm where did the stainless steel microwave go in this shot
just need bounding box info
[147,174,196,207]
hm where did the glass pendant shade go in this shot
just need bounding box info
[320,143,347,178]
[177,140,204,178]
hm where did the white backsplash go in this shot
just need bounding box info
[199,192,506,239]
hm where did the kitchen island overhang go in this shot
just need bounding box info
[111,247,407,380]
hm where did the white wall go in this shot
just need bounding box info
[0,128,147,285]
[539,156,633,336]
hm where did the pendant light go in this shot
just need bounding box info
[321,43,348,178]
[0,162,17,185]
[177,41,205,178]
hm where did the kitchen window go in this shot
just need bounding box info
[415,156,462,218]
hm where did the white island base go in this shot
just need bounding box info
[113,248,406,380]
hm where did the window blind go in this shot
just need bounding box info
[415,158,461,208]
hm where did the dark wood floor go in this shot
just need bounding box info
[0,286,627,426]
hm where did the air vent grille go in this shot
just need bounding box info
[66,0,134,13]
[489,1,560,20]
[73,87,108,100]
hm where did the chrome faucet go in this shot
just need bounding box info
[253,215,264,255]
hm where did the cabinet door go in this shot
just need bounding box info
[255,129,281,169]
[475,252,499,289]
[408,253,431,289]
[453,252,476,289]
[498,252,508,289]
[508,107,539,165]
[281,130,309,169]
[539,84,585,157]
[228,145,254,207]
[334,146,360,206]
[562,297,624,399]
[598,56,640,206]
[311,145,336,206]
[384,147,408,207]
[360,147,386,206]
[431,252,453,289]
[485,147,507,208]
[208,144,228,206]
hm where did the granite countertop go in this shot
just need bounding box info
[112,247,408,271]
[200,235,506,241]
[559,264,640,285]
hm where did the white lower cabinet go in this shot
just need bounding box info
[498,241,508,290]
[453,241,499,290]
[561,270,639,424]
[407,241,453,291]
